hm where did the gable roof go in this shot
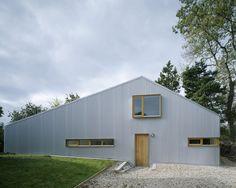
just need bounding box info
[141,76,219,116]
[6,76,218,126]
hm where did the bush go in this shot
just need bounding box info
[0,143,3,153]
[220,125,230,141]
[220,141,233,156]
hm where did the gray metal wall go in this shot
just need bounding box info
[4,77,220,165]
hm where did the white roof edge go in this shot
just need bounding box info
[6,75,219,127]
[141,76,219,117]
[5,76,145,127]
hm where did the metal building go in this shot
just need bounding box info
[4,76,220,166]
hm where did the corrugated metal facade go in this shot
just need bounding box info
[4,77,220,165]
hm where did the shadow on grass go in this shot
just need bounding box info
[0,154,113,188]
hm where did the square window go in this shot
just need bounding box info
[132,94,161,118]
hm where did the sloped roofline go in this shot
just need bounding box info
[141,76,219,116]
[6,76,218,127]
[6,76,144,126]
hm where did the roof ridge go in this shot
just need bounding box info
[6,76,145,126]
[141,76,219,116]
[6,75,218,127]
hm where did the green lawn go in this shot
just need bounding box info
[0,154,113,188]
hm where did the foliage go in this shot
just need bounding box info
[8,93,80,122]
[49,98,63,108]
[156,61,180,92]
[174,0,236,73]
[174,0,236,141]
[0,124,3,143]
[182,61,226,114]
[0,107,3,152]
[65,93,80,104]
[8,103,47,122]
[0,106,3,117]
[0,123,3,152]
[0,154,113,188]
[221,125,231,141]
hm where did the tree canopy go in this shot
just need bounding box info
[174,0,236,141]
[65,93,80,104]
[9,93,80,122]
[0,106,3,117]
[156,61,180,93]
[0,123,3,152]
[0,106,3,151]
[182,61,226,114]
[49,98,63,108]
[9,103,47,122]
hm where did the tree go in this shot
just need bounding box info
[9,102,47,122]
[0,123,3,152]
[65,93,80,104]
[49,98,63,108]
[0,106,3,117]
[0,106,3,152]
[174,0,236,141]
[182,61,226,114]
[156,61,180,92]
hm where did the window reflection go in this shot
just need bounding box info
[143,96,160,116]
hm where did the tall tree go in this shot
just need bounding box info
[0,106,3,117]
[0,106,3,152]
[49,98,63,108]
[0,123,3,152]
[156,61,180,92]
[9,102,47,122]
[174,0,236,141]
[182,61,226,114]
[65,93,80,104]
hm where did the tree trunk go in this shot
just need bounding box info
[227,79,235,142]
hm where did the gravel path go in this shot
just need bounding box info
[82,160,236,188]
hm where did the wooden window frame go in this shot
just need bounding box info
[132,94,162,118]
[188,137,220,147]
[65,138,114,148]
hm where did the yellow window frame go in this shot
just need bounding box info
[188,137,220,147]
[132,94,162,118]
[65,139,114,147]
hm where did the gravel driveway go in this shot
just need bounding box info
[82,159,236,188]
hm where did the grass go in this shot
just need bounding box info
[0,154,113,188]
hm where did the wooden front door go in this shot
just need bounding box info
[135,134,149,166]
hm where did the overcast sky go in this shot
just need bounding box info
[0,0,185,124]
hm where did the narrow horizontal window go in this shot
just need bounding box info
[65,139,114,147]
[202,138,218,145]
[132,94,162,118]
[79,139,90,146]
[189,138,201,145]
[102,139,114,145]
[188,138,219,147]
[90,140,102,145]
[66,140,80,147]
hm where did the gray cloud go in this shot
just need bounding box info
[0,0,184,123]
